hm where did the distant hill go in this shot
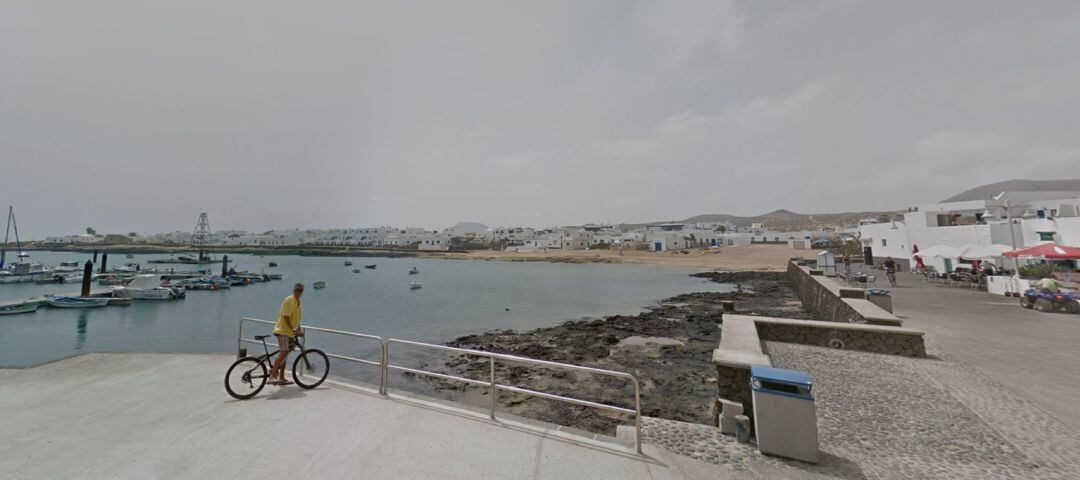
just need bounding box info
[943,179,1080,202]
[626,209,901,231]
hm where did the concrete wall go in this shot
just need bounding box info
[787,262,903,326]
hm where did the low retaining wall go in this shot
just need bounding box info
[711,314,927,426]
[714,365,754,422]
[787,262,902,326]
[754,317,926,358]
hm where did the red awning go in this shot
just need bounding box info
[1002,244,1080,260]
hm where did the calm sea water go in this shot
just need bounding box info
[0,251,726,368]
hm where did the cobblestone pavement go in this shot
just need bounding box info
[637,342,1080,479]
[632,416,865,479]
[766,342,1080,479]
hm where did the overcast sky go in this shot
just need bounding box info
[4,1,1080,238]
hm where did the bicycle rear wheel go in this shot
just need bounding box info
[292,349,329,389]
[225,357,268,400]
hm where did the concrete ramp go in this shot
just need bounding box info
[0,353,735,480]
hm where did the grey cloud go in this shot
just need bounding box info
[3,0,1080,237]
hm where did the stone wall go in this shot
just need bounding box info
[787,261,902,326]
[714,364,754,422]
[787,261,864,322]
[756,321,926,357]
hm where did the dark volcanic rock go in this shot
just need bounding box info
[437,270,808,435]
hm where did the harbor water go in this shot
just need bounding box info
[0,251,727,368]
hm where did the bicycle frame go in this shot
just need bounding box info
[246,331,310,380]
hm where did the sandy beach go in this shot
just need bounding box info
[439,244,821,271]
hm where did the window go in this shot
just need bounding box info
[1037,232,1055,241]
[881,239,887,247]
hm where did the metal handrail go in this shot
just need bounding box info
[235,318,643,454]
[237,317,387,393]
[384,338,643,454]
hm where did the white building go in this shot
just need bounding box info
[858,191,1080,271]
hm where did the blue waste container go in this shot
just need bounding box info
[750,365,820,463]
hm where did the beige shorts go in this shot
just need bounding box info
[276,334,295,352]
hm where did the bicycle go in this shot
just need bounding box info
[885,268,897,287]
[224,330,330,400]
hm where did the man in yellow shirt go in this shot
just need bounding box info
[269,283,304,385]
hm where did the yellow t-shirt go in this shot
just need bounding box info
[273,295,302,338]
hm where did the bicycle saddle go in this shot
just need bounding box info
[254,335,270,340]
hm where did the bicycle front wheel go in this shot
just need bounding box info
[292,349,329,389]
[225,357,268,400]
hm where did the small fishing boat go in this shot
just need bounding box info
[344,261,353,266]
[265,273,283,280]
[268,262,278,268]
[112,275,185,300]
[352,268,361,273]
[408,267,420,275]
[364,264,377,269]
[97,275,130,286]
[125,254,135,259]
[35,274,67,285]
[55,261,83,273]
[410,280,422,290]
[313,281,326,289]
[45,295,110,308]
[0,302,39,315]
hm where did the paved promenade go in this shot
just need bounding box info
[886,276,1080,429]
[0,353,802,480]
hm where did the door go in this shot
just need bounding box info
[654,242,663,251]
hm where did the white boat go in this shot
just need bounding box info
[410,280,422,290]
[0,206,53,283]
[112,275,185,300]
[55,261,83,273]
[408,267,420,275]
[45,295,110,308]
[0,262,54,284]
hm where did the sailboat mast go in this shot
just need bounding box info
[11,207,21,257]
[1,206,11,268]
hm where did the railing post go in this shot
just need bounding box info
[236,318,244,356]
[379,343,388,395]
[634,379,643,454]
[489,356,497,419]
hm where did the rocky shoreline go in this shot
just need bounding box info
[423,271,809,435]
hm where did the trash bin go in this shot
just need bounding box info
[866,288,892,313]
[750,365,819,463]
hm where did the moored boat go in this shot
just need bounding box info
[408,267,420,275]
[112,275,185,300]
[344,261,353,266]
[365,264,377,269]
[352,268,361,273]
[0,206,53,283]
[55,261,83,273]
[410,280,422,290]
[0,301,39,315]
[313,281,326,289]
[45,295,110,308]
[0,262,54,284]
